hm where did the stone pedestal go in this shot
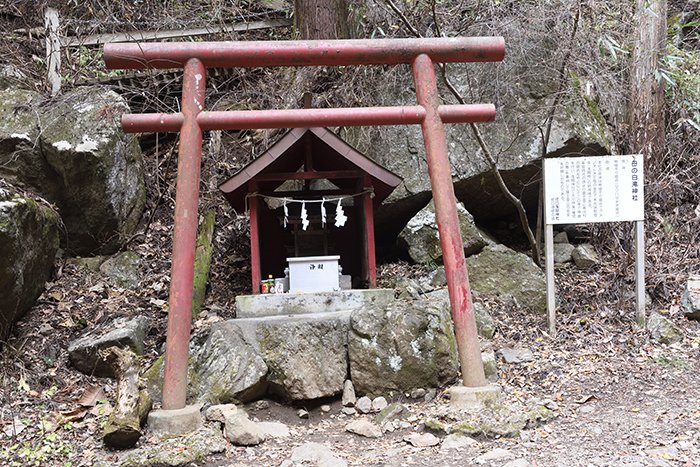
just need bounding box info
[147,404,202,436]
[449,384,502,410]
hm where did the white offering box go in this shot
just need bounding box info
[286,255,340,293]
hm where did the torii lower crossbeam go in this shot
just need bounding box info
[104,37,505,411]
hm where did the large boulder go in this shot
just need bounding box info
[348,296,459,395]
[39,87,146,254]
[0,88,44,188]
[192,320,270,403]
[349,17,613,241]
[397,199,492,264]
[423,288,495,340]
[466,244,547,313]
[145,322,268,405]
[146,312,351,404]
[254,313,350,400]
[0,186,60,340]
[0,86,146,255]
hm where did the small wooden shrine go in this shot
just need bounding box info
[220,127,401,293]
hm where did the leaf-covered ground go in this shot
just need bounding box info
[1,252,699,466]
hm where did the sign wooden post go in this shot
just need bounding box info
[634,219,645,324]
[44,7,61,96]
[543,155,645,333]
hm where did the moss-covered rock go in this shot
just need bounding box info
[0,88,46,192]
[646,311,683,345]
[143,353,204,405]
[481,348,498,380]
[39,87,146,255]
[348,297,459,395]
[423,288,496,340]
[104,426,226,467]
[397,199,492,265]
[0,186,60,340]
[146,313,352,404]
[68,316,149,378]
[99,251,142,289]
[255,314,349,401]
[191,322,269,404]
[0,85,146,256]
[466,244,547,313]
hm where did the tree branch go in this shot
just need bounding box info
[542,1,581,156]
[384,0,420,37]
[384,0,541,264]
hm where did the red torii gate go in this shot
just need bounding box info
[104,37,505,411]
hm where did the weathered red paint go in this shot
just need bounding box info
[412,54,487,387]
[104,37,505,410]
[105,37,504,70]
[120,104,496,133]
[362,180,377,288]
[161,58,206,410]
[249,182,261,295]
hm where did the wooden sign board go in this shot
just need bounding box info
[543,155,645,333]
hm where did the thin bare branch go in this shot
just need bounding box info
[383,0,542,264]
[542,0,582,157]
[384,0,421,37]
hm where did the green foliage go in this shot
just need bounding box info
[662,44,700,131]
[0,416,73,466]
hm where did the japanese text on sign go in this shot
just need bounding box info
[544,155,644,224]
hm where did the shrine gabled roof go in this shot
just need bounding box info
[219,127,402,212]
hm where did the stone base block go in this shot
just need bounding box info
[235,289,394,318]
[449,384,502,411]
[147,404,203,436]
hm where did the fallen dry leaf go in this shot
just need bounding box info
[58,407,88,423]
[78,385,105,408]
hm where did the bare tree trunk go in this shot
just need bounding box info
[629,0,667,158]
[285,0,351,108]
[294,0,350,40]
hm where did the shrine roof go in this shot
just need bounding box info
[219,127,402,212]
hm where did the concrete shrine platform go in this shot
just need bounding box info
[235,289,395,318]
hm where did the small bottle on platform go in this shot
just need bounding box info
[267,274,275,294]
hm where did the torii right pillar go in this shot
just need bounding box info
[412,54,496,402]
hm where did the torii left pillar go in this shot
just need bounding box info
[161,58,205,410]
